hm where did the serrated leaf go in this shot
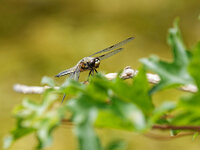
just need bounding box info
[110,67,153,116]
[86,74,111,102]
[67,98,102,150]
[188,42,200,89]
[95,110,133,130]
[140,19,193,93]
[60,78,86,95]
[4,91,67,149]
[173,43,200,126]
[111,96,146,131]
[130,67,154,115]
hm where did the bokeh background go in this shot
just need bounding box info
[1,0,200,150]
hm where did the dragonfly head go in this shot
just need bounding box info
[89,57,100,68]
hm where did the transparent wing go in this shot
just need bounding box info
[60,66,80,104]
[98,48,123,60]
[70,66,80,80]
[89,37,134,57]
[55,67,75,77]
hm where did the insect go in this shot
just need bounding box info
[55,37,134,103]
[55,37,134,79]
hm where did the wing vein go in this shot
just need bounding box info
[89,37,134,56]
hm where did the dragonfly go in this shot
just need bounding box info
[55,37,134,102]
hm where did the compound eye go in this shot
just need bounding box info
[95,58,99,62]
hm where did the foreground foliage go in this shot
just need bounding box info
[4,19,200,150]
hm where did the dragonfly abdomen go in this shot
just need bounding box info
[55,69,74,77]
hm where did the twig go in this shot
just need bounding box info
[13,84,60,94]
[61,119,200,132]
[152,124,200,132]
[13,66,197,94]
[61,118,200,139]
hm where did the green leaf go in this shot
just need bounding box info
[140,19,193,93]
[150,102,176,125]
[192,132,199,141]
[111,96,146,131]
[67,97,102,150]
[3,136,13,149]
[41,76,55,87]
[110,67,153,116]
[188,42,200,89]
[105,140,127,150]
[61,78,86,95]
[172,43,200,126]
[3,128,35,150]
[95,110,133,130]
[170,129,179,136]
[4,91,67,149]
[130,67,154,115]
[86,74,111,102]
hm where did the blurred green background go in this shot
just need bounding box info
[0,0,200,149]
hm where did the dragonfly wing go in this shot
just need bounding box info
[55,67,75,77]
[89,37,134,57]
[60,66,80,104]
[98,48,123,60]
[70,66,80,80]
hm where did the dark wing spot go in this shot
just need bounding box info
[109,45,114,48]
[128,37,133,40]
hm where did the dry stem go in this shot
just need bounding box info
[13,66,197,94]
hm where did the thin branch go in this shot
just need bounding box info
[13,84,60,94]
[13,66,197,94]
[61,118,200,132]
[152,124,200,132]
[61,118,200,138]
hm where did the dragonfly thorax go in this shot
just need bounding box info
[80,57,100,71]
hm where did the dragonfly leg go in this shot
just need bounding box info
[88,68,97,80]
[88,69,96,79]
[92,69,95,76]
[61,94,66,104]
[88,70,92,80]
[88,70,92,77]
